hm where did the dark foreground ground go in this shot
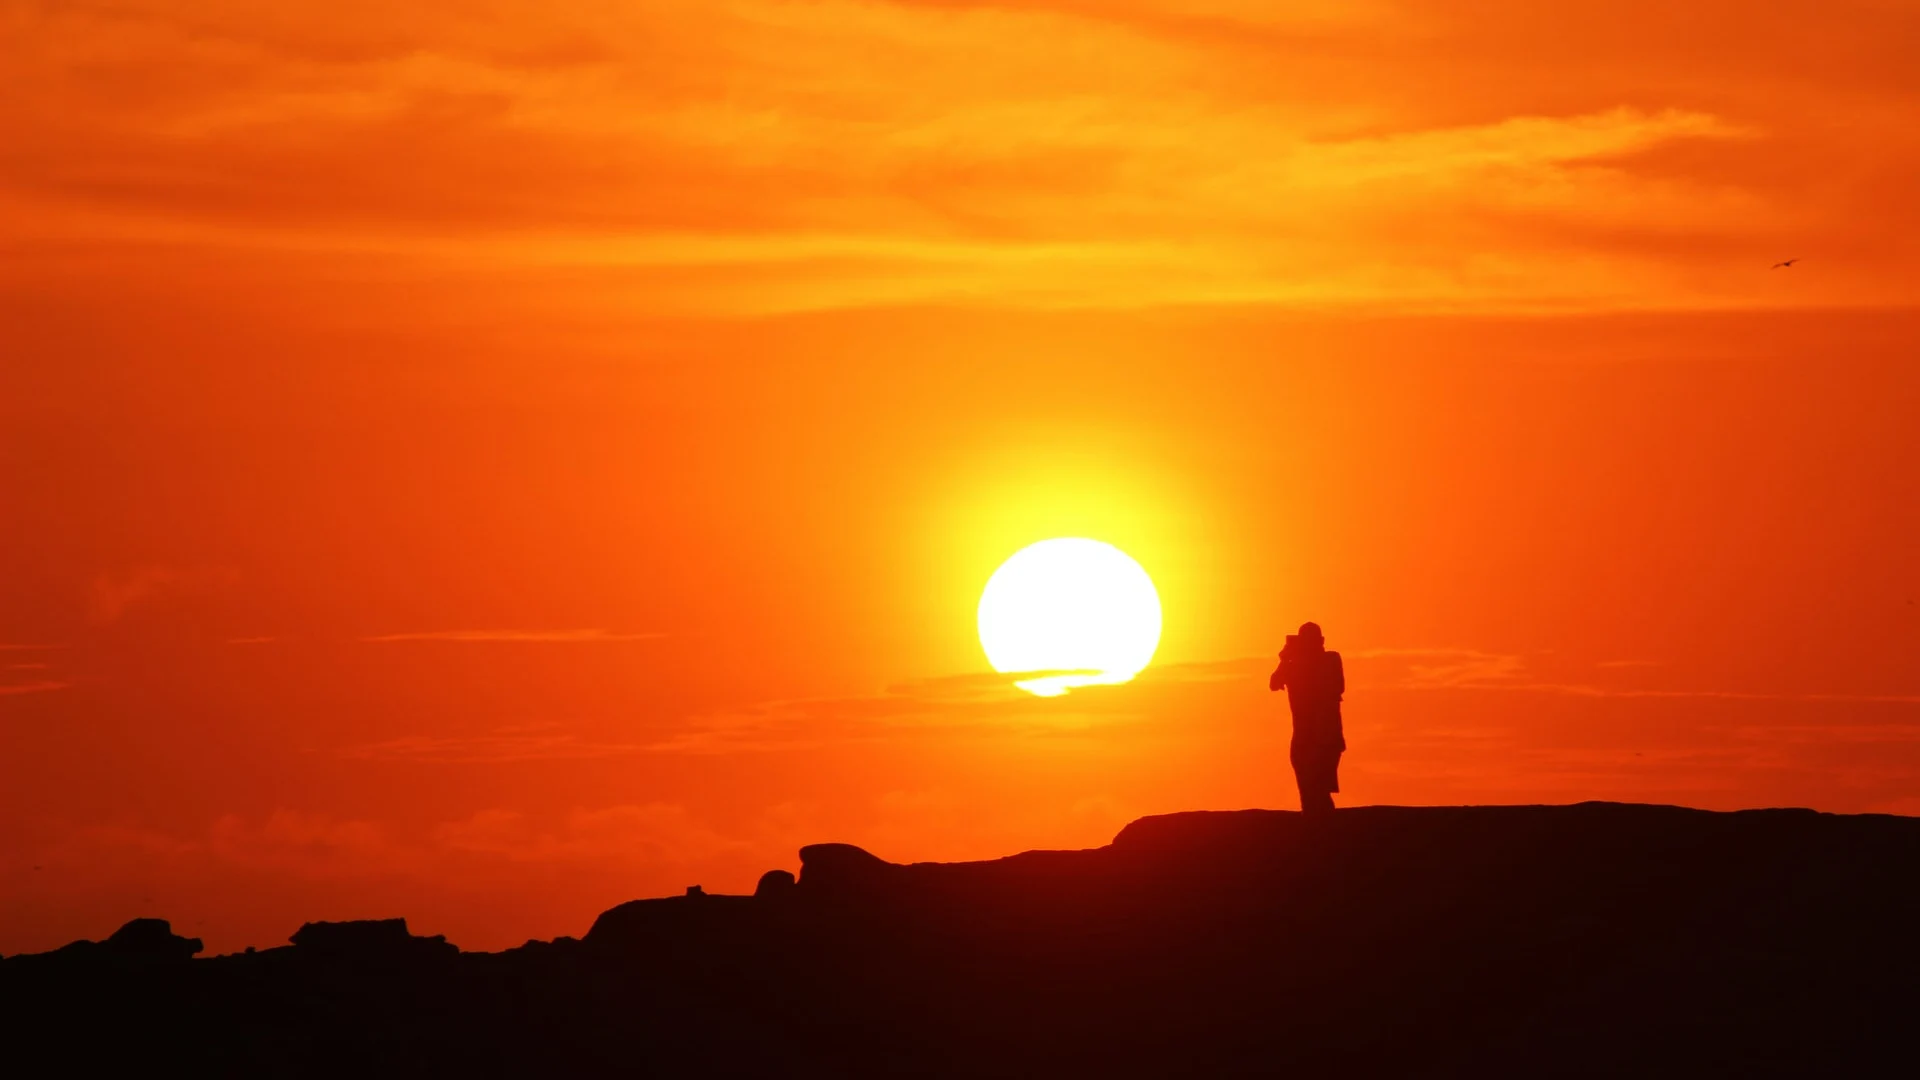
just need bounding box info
[4,803,1917,1077]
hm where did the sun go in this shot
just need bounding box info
[977,538,1163,697]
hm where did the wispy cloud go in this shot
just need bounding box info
[70,802,756,881]
[0,681,71,697]
[1352,647,1920,705]
[1345,647,1534,689]
[432,804,751,864]
[645,660,1268,755]
[345,730,652,764]
[337,678,1049,763]
[339,648,1920,774]
[1,644,72,695]
[360,629,666,643]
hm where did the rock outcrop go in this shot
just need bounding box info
[104,918,204,960]
[753,869,796,897]
[288,918,457,960]
[10,918,204,964]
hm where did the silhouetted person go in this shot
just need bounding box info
[1270,622,1345,816]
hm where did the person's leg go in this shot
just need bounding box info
[1290,740,1309,812]
[1293,745,1336,815]
[1305,751,1337,816]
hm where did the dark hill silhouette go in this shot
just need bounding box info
[5,803,1917,1077]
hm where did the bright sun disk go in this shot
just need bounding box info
[977,538,1162,697]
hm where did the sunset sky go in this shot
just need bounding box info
[4,0,1919,955]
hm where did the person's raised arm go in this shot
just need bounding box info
[1270,656,1286,692]
[1331,652,1345,699]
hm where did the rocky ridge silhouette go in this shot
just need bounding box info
[4,802,1916,1077]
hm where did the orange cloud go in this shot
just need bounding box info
[0,680,69,696]
[70,803,753,879]
[87,567,181,624]
[345,730,650,764]
[7,0,1915,316]
[432,804,750,865]
[360,629,666,643]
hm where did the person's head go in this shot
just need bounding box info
[1282,622,1324,656]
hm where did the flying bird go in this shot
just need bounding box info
[1772,258,1800,269]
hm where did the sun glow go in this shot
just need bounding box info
[976,538,1163,697]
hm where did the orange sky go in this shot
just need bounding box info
[4,1,1919,955]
